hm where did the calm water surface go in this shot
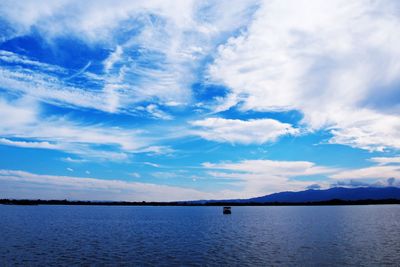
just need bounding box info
[0,205,399,266]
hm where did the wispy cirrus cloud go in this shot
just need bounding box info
[0,1,258,114]
[136,104,173,120]
[0,50,64,72]
[0,138,61,150]
[0,96,172,161]
[0,54,106,111]
[143,162,161,168]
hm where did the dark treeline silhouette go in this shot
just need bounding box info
[1,198,400,206]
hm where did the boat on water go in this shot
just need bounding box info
[223,206,231,214]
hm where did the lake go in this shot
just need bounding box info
[0,205,399,266]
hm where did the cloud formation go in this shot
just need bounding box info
[328,156,400,187]
[0,96,165,160]
[330,165,400,180]
[204,159,336,197]
[208,0,400,151]
[0,169,216,201]
[191,117,298,144]
[0,1,400,201]
[369,156,400,165]
[0,1,257,113]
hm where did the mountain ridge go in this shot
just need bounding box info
[196,186,400,204]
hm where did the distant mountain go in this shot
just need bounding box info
[244,187,400,203]
[197,187,400,204]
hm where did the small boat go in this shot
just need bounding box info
[223,206,231,214]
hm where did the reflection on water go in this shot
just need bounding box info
[1,205,399,266]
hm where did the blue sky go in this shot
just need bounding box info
[0,0,400,201]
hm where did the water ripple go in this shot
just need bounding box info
[1,205,399,266]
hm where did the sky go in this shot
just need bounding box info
[0,0,400,201]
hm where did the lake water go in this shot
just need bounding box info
[1,205,399,266]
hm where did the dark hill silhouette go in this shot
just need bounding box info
[218,187,400,203]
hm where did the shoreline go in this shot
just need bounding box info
[1,199,400,206]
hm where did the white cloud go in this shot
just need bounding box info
[2,1,400,201]
[202,158,400,196]
[64,61,92,81]
[136,104,173,120]
[2,1,398,153]
[0,63,107,111]
[0,51,107,113]
[0,1,68,41]
[369,156,400,165]
[0,96,170,161]
[203,159,336,197]
[129,172,141,178]
[327,110,400,152]
[103,46,123,73]
[203,159,336,177]
[0,50,64,72]
[0,169,219,201]
[144,162,161,168]
[61,157,88,163]
[1,1,255,40]
[137,146,175,155]
[208,0,400,151]
[327,156,400,187]
[0,1,259,113]
[2,116,143,152]
[74,150,130,162]
[66,168,74,172]
[0,97,37,128]
[0,138,61,150]
[330,165,400,180]
[191,117,299,144]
